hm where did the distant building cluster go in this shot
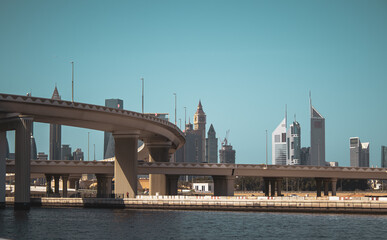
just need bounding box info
[272,102,326,166]
[350,137,369,167]
[8,87,387,169]
[175,101,235,164]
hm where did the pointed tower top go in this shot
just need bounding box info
[196,100,205,115]
[208,124,215,133]
[52,87,61,100]
[311,106,324,119]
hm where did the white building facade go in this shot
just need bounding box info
[272,118,287,165]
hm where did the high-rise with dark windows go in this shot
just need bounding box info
[350,137,369,167]
[381,146,387,168]
[104,99,123,159]
[310,105,325,166]
[206,124,218,163]
[49,87,61,160]
[287,121,301,165]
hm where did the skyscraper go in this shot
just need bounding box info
[104,99,123,159]
[73,148,84,161]
[206,124,218,163]
[350,137,369,167]
[310,105,325,166]
[61,144,73,160]
[300,147,310,165]
[175,102,209,163]
[381,146,387,168]
[287,121,301,165]
[219,138,236,164]
[272,118,287,165]
[194,101,206,163]
[49,87,61,160]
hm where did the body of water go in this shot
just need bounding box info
[1,207,387,239]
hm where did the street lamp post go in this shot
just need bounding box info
[141,78,144,113]
[88,132,90,161]
[184,106,187,127]
[173,93,177,125]
[265,130,268,169]
[71,61,74,102]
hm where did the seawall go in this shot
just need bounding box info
[6,196,387,214]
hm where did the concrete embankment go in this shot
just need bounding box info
[5,196,387,214]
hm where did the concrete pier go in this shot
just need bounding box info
[213,176,235,196]
[0,131,6,208]
[147,140,172,195]
[96,174,113,198]
[14,117,32,210]
[114,133,139,198]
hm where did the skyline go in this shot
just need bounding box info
[1,0,387,166]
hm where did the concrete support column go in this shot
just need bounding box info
[276,178,283,197]
[270,179,276,197]
[213,176,235,196]
[62,175,69,198]
[96,174,113,198]
[323,179,329,196]
[0,131,6,208]
[331,178,337,196]
[147,140,172,195]
[166,175,179,195]
[264,178,270,196]
[316,178,322,197]
[45,174,53,196]
[53,175,60,195]
[114,132,139,198]
[14,117,32,210]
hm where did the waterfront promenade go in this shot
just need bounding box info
[5,196,387,214]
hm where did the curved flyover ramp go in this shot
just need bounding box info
[0,93,185,207]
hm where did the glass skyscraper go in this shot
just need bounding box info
[272,118,287,165]
[287,121,301,165]
[103,99,123,159]
[310,106,325,166]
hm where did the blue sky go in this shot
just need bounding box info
[1,0,387,166]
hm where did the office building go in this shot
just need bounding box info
[310,105,325,166]
[382,146,387,168]
[287,121,301,165]
[272,118,287,165]
[49,87,61,160]
[350,137,369,167]
[194,101,206,163]
[300,147,310,165]
[61,144,73,160]
[176,101,207,163]
[219,142,236,164]
[206,124,218,163]
[30,136,37,160]
[37,152,48,160]
[73,148,84,161]
[103,99,123,159]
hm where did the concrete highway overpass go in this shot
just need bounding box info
[0,93,185,209]
[5,159,387,199]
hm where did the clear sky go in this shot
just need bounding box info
[1,0,387,166]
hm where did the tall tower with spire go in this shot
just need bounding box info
[310,95,326,166]
[194,101,206,162]
[50,87,61,160]
[206,124,218,163]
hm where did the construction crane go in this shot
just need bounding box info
[222,130,230,146]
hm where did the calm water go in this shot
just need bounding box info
[1,207,387,239]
